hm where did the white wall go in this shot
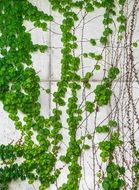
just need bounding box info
[0,0,139,190]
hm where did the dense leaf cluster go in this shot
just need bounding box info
[0,0,127,190]
[96,120,126,189]
[0,1,61,189]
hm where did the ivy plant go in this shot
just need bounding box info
[0,0,130,190]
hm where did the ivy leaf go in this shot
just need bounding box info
[85,101,94,113]
[132,42,138,48]
[83,144,90,150]
[90,38,96,46]
[85,3,94,12]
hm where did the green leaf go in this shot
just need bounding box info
[85,101,94,113]
[108,120,118,127]
[100,36,108,45]
[95,64,101,70]
[45,89,51,93]
[83,144,90,150]
[85,3,94,12]
[96,125,110,133]
[90,38,96,46]
[132,42,138,47]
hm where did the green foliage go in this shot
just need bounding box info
[100,36,108,45]
[119,0,126,5]
[96,119,125,189]
[0,0,62,189]
[108,67,120,80]
[94,67,120,106]
[0,0,127,189]
[81,72,92,89]
[96,120,121,161]
[132,146,139,189]
[45,88,51,94]
[108,120,118,127]
[85,3,94,12]
[85,101,94,113]
[117,5,126,35]
[94,84,112,106]
[102,163,125,190]
[82,144,90,150]
[90,38,96,46]
[0,183,8,190]
[132,42,138,48]
[83,53,88,58]
[99,132,123,162]
[96,125,110,133]
[95,64,101,70]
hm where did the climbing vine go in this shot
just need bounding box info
[0,0,139,190]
